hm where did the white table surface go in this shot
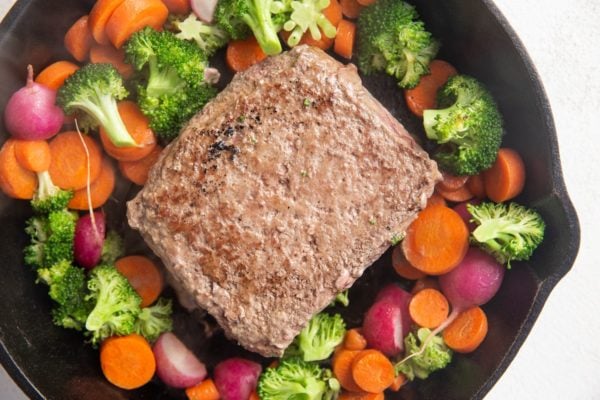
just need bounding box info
[1,0,599,399]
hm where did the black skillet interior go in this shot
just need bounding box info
[0,0,580,399]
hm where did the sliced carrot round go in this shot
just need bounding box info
[35,61,79,91]
[466,173,486,199]
[68,157,115,210]
[14,140,51,172]
[483,148,525,202]
[89,43,134,79]
[343,328,367,351]
[392,245,426,280]
[100,333,156,389]
[332,349,362,392]
[443,306,488,353]
[351,349,395,393]
[404,60,458,117]
[340,0,363,19]
[338,392,384,400]
[0,139,37,199]
[48,131,103,191]
[89,0,127,45]
[115,255,164,308]
[226,36,267,72]
[119,145,163,186]
[64,15,94,62]
[408,288,449,329]
[105,0,169,48]
[334,20,356,60]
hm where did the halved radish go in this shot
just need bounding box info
[362,300,404,356]
[214,357,262,400]
[375,284,413,338]
[191,0,218,23]
[153,332,207,388]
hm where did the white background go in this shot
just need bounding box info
[1,0,599,399]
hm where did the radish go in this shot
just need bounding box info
[453,199,481,232]
[191,0,218,23]
[4,65,64,140]
[214,358,262,400]
[73,212,106,269]
[362,300,404,356]
[153,332,207,388]
[375,284,412,338]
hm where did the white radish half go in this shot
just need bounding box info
[191,0,218,23]
[153,332,207,388]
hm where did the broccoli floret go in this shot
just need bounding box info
[258,358,340,400]
[56,63,136,147]
[357,0,438,88]
[468,202,545,267]
[24,210,77,268]
[215,0,282,55]
[85,265,142,346]
[100,230,125,265]
[134,297,173,342]
[37,260,92,331]
[31,171,73,214]
[172,14,230,57]
[124,27,217,141]
[287,312,346,362]
[423,75,503,175]
[330,290,349,307]
[272,0,337,47]
[396,328,452,380]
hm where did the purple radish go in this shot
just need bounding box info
[191,0,218,23]
[73,212,105,269]
[214,358,262,400]
[153,332,207,388]
[4,65,64,140]
[375,284,412,338]
[453,199,481,232]
[362,300,404,356]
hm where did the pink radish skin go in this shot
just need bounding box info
[453,200,481,232]
[73,212,105,269]
[362,300,404,356]
[375,284,412,338]
[214,358,262,400]
[4,65,64,140]
[191,0,218,23]
[153,332,207,388]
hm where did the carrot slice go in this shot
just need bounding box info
[334,20,356,60]
[298,30,334,50]
[388,374,406,392]
[89,43,134,79]
[443,306,488,353]
[411,277,440,294]
[226,36,268,72]
[68,157,116,210]
[466,173,486,199]
[438,171,469,192]
[118,144,163,186]
[115,255,164,308]
[14,140,51,173]
[483,148,525,202]
[100,333,156,390]
[162,0,191,14]
[248,392,260,400]
[343,328,367,351]
[64,15,94,62]
[427,191,446,207]
[332,349,362,392]
[392,245,426,280]
[435,184,474,203]
[35,61,79,91]
[48,131,103,191]
[89,0,127,45]
[105,0,169,48]
[356,0,376,6]
[322,0,343,27]
[404,60,458,117]
[0,139,37,199]
[338,391,384,400]
[351,349,395,393]
[402,204,469,275]
[340,0,363,19]
[186,378,221,400]
[408,288,450,329]
[100,101,157,162]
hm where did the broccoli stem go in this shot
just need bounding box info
[242,0,282,55]
[36,170,59,199]
[146,58,186,97]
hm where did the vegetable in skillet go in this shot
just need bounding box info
[396,328,452,380]
[285,312,346,362]
[467,202,545,267]
[24,210,78,269]
[134,297,173,342]
[31,169,73,214]
[331,289,349,307]
[357,0,439,88]
[124,27,217,141]
[171,14,230,57]
[271,0,338,47]
[100,230,125,265]
[423,74,503,175]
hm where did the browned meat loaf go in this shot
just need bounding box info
[127,45,441,357]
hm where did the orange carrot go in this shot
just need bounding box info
[0,139,37,199]
[427,191,446,207]
[438,171,469,192]
[351,349,395,393]
[408,288,450,329]
[162,0,191,14]
[100,333,156,390]
[338,391,384,400]
[297,30,334,50]
[89,0,126,44]
[356,0,376,6]
[332,349,362,392]
[402,204,469,275]
[411,277,440,294]
[14,140,51,173]
[435,184,474,203]
[343,328,367,351]
[105,0,169,48]
[443,306,488,353]
[483,148,525,202]
[119,145,163,186]
[268,360,279,369]
[392,244,426,280]
[34,61,79,91]
[48,131,103,190]
[323,0,343,27]
[186,379,221,400]
[334,20,356,60]
[100,101,157,162]
[388,374,406,392]
[226,36,267,72]
[248,392,260,400]
[340,0,363,19]
[115,255,164,308]
[89,43,134,79]
[466,173,486,199]
[64,15,94,62]
[404,60,458,117]
[68,157,116,210]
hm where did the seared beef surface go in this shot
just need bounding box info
[127,45,440,357]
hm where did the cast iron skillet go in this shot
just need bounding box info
[0,0,580,399]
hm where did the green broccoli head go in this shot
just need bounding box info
[468,202,545,267]
[215,0,282,55]
[24,210,77,269]
[274,0,337,47]
[423,75,504,175]
[172,14,230,57]
[85,265,142,346]
[258,358,340,400]
[396,328,452,380]
[56,63,136,147]
[100,230,125,265]
[290,312,346,362]
[31,171,73,214]
[134,297,173,342]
